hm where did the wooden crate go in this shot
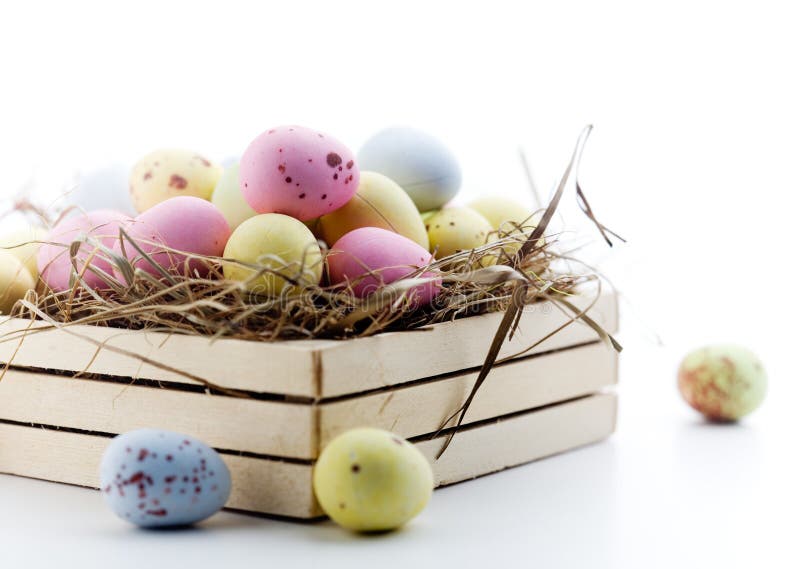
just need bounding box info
[0,291,619,519]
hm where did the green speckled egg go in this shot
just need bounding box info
[313,428,433,532]
[426,207,493,258]
[678,344,767,421]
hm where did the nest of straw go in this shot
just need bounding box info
[5,127,618,346]
[2,126,623,457]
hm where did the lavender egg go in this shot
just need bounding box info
[357,127,462,212]
[99,429,231,528]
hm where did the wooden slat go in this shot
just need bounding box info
[0,394,616,519]
[317,291,617,397]
[320,342,617,446]
[418,393,617,486]
[0,291,617,397]
[0,370,316,458]
[0,423,319,519]
[0,342,616,458]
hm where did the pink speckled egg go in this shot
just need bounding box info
[38,209,131,292]
[240,125,359,221]
[327,227,440,305]
[114,196,230,280]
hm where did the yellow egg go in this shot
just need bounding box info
[0,225,47,278]
[318,171,428,249]
[223,214,322,296]
[211,164,257,230]
[313,428,433,532]
[130,149,223,213]
[0,251,35,315]
[467,196,534,231]
[426,207,493,258]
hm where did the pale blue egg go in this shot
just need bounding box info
[99,429,231,528]
[357,127,462,211]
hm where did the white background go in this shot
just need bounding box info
[1,1,798,567]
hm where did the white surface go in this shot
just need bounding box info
[1,0,799,567]
[0,326,794,568]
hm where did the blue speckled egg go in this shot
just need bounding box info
[357,127,462,212]
[99,429,232,528]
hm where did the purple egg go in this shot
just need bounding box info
[99,429,232,528]
[37,209,132,292]
[327,227,441,306]
[240,125,359,221]
[113,196,231,280]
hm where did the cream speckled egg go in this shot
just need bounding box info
[426,207,493,258]
[0,251,35,315]
[468,197,535,231]
[211,164,257,231]
[319,171,428,249]
[130,149,222,213]
[223,214,323,297]
[0,225,47,278]
[313,428,433,532]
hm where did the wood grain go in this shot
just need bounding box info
[0,394,616,519]
[0,342,616,458]
[319,341,617,447]
[0,291,617,397]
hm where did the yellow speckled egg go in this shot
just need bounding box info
[130,149,222,213]
[0,251,35,314]
[426,207,493,258]
[223,214,322,297]
[468,197,534,231]
[211,164,257,230]
[319,171,428,249]
[0,225,47,278]
[313,428,433,532]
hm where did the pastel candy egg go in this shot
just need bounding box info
[0,225,48,278]
[678,345,767,421]
[313,428,433,532]
[357,127,462,212]
[223,213,323,297]
[99,429,231,528]
[425,207,493,258]
[211,164,257,230]
[0,251,35,314]
[240,125,359,221]
[130,149,223,213]
[468,197,535,232]
[327,227,440,305]
[68,163,137,216]
[38,210,131,292]
[319,171,429,249]
[115,197,230,279]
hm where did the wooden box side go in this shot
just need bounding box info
[0,394,616,520]
[0,341,617,459]
[0,290,617,398]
